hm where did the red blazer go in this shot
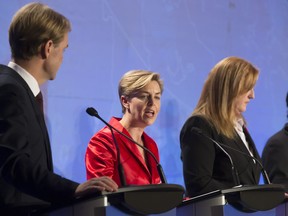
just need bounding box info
[85,117,161,186]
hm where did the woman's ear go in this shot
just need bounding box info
[121,95,129,110]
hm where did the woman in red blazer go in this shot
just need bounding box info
[86,70,163,186]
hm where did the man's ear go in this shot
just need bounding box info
[40,40,53,59]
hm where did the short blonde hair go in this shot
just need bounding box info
[9,2,71,60]
[118,70,163,113]
[193,56,259,138]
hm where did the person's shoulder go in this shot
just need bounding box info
[0,76,25,98]
[95,125,113,137]
[0,64,17,76]
[88,125,113,143]
[182,115,210,128]
[0,66,24,91]
[180,115,216,139]
[265,126,288,147]
[0,64,9,70]
[262,126,287,156]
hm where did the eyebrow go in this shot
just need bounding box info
[140,91,161,95]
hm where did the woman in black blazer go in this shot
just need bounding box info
[180,56,262,197]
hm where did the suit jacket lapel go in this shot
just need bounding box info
[233,132,251,156]
[243,127,260,160]
[0,66,53,171]
[234,126,260,183]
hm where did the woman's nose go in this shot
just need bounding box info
[248,89,255,99]
[147,96,154,106]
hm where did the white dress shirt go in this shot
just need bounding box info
[234,118,254,158]
[8,61,40,97]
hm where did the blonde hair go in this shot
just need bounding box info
[9,2,71,60]
[193,56,259,138]
[118,70,163,113]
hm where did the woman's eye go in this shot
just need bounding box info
[138,95,148,100]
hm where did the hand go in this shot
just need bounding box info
[74,176,118,198]
[285,193,288,199]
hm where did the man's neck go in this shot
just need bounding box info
[13,58,46,85]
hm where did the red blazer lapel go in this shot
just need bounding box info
[109,118,152,178]
[118,132,152,177]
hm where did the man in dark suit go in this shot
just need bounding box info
[262,92,288,190]
[0,3,118,216]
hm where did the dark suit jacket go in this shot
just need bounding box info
[0,65,78,212]
[262,123,288,191]
[180,115,261,197]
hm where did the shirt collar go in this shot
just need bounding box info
[234,118,244,132]
[8,61,40,97]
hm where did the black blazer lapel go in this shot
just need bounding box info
[242,127,261,183]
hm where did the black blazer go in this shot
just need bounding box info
[262,123,288,191]
[180,115,261,197]
[0,65,78,211]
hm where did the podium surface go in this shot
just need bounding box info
[44,184,184,216]
[177,184,286,216]
[43,184,287,216]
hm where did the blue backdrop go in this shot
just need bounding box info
[1,0,287,188]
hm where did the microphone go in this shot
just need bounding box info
[191,127,241,187]
[192,128,271,185]
[86,107,126,186]
[86,107,167,184]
